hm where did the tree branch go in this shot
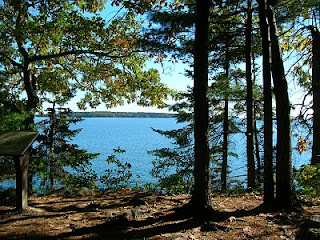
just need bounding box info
[29,49,136,62]
[0,52,23,68]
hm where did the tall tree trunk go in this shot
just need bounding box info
[268,4,297,210]
[191,0,212,212]
[311,28,320,165]
[221,43,230,192]
[257,0,274,206]
[221,98,228,191]
[246,0,256,189]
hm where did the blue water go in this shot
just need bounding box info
[0,117,311,190]
[71,117,179,185]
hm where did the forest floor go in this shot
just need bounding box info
[0,189,319,239]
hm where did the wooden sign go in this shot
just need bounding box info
[0,131,39,210]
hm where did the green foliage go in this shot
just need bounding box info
[148,90,194,194]
[225,181,246,195]
[296,164,320,198]
[0,157,15,183]
[0,112,28,131]
[63,163,98,189]
[149,137,194,194]
[0,78,29,181]
[32,103,99,192]
[0,76,28,130]
[100,147,133,189]
[0,0,171,116]
[149,86,246,194]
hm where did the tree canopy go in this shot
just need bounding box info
[0,0,170,128]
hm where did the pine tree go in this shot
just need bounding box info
[32,102,98,192]
[190,0,213,214]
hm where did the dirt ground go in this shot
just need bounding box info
[0,189,319,240]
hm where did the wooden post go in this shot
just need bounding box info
[14,152,29,210]
[0,131,39,210]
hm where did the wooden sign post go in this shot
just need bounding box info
[0,131,39,210]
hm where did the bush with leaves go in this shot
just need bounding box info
[296,164,320,198]
[100,147,133,189]
[63,163,98,189]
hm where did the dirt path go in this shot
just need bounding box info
[0,189,319,239]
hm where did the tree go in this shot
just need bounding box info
[257,0,299,210]
[311,27,320,165]
[149,91,195,194]
[0,0,170,128]
[245,0,256,189]
[257,0,275,206]
[33,102,99,192]
[189,0,213,214]
[221,41,230,192]
[268,1,297,210]
[148,0,258,192]
[284,1,320,165]
[208,0,256,191]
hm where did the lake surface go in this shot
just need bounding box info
[71,117,180,186]
[0,117,310,190]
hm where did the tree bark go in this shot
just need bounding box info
[191,0,212,212]
[268,4,297,210]
[221,43,230,192]
[246,0,256,189]
[23,61,39,129]
[257,0,274,205]
[254,117,262,183]
[311,28,320,165]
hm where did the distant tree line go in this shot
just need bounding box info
[37,111,175,118]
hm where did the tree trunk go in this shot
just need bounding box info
[253,52,262,184]
[311,28,320,165]
[221,43,230,192]
[268,4,297,210]
[49,102,56,191]
[257,0,274,206]
[254,117,262,184]
[246,0,256,189]
[23,62,39,129]
[190,0,212,213]
[23,62,39,193]
[221,98,228,192]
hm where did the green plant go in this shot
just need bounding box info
[63,163,98,189]
[32,102,99,192]
[0,157,15,183]
[100,147,133,189]
[296,164,320,198]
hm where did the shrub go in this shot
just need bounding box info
[296,164,320,198]
[100,147,133,189]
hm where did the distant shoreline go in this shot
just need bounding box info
[36,111,176,118]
